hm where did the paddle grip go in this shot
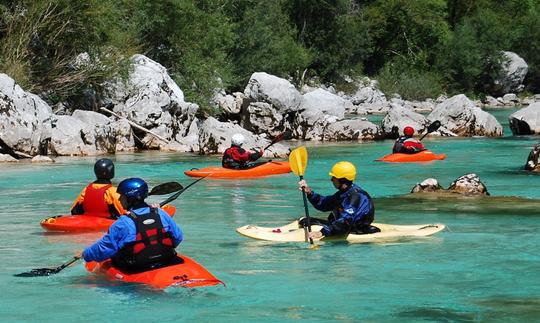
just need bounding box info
[299,175,314,244]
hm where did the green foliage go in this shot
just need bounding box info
[364,0,450,74]
[509,1,540,92]
[288,0,373,80]
[125,0,235,113]
[228,0,311,89]
[1,0,539,112]
[0,0,135,104]
[376,56,445,100]
[435,8,507,94]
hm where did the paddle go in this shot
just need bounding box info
[149,182,183,195]
[14,256,81,277]
[159,176,207,207]
[289,146,314,245]
[419,120,442,141]
[263,131,291,151]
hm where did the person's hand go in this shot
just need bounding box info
[74,250,83,259]
[298,180,312,194]
[260,149,264,156]
[308,231,323,239]
[150,203,160,209]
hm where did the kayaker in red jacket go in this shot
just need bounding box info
[392,126,425,154]
[79,178,183,272]
[70,158,125,219]
[222,133,265,169]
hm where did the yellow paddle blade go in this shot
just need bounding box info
[289,146,308,176]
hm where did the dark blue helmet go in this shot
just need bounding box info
[117,178,148,200]
[94,158,114,180]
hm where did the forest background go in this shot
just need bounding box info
[1,0,539,115]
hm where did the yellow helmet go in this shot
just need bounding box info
[329,161,356,181]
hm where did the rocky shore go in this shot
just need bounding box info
[1,52,540,170]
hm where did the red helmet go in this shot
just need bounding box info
[403,126,415,136]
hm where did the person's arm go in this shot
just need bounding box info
[298,180,335,212]
[403,140,425,152]
[248,149,264,161]
[104,186,126,218]
[70,187,86,215]
[82,218,130,262]
[320,191,371,236]
[158,209,183,247]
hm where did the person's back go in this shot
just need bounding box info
[81,178,183,272]
[222,133,264,169]
[392,126,425,154]
[71,158,125,218]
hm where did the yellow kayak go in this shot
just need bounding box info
[236,220,445,243]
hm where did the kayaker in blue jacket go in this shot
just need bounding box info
[79,178,183,271]
[298,161,379,239]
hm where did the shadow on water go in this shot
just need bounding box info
[475,296,540,321]
[375,194,540,217]
[71,274,226,297]
[397,307,478,322]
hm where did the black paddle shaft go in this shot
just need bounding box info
[15,256,81,277]
[299,175,314,244]
[159,176,206,207]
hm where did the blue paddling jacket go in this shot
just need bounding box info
[83,206,183,263]
[307,183,375,236]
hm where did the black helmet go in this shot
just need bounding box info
[94,158,114,180]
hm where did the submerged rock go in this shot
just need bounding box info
[447,174,490,196]
[411,173,489,196]
[525,144,540,172]
[410,178,444,193]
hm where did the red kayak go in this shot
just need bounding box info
[85,255,224,289]
[40,205,177,233]
[184,161,291,179]
[377,150,446,163]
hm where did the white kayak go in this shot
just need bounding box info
[236,221,445,243]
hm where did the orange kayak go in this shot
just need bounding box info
[40,205,176,233]
[184,161,291,179]
[377,150,446,163]
[85,255,224,289]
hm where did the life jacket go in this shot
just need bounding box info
[82,183,112,218]
[112,208,176,271]
[392,136,408,153]
[222,145,247,169]
[393,136,424,154]
[329,186,375,225]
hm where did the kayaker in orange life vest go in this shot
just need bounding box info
[222,133,265,169]
[78,178,183,271]
[392,126,425,154]
[70,158,125,219]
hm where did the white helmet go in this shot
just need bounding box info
[231,133,245,146]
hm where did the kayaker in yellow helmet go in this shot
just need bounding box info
[78,178,183,272]
[222,133,265,169]
[70,158,125,219]
[392,126,425,154]
[298,161,379,239]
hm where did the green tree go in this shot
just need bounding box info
[126,0,235,112]
[227,0,311,89]
[288,0,373,81]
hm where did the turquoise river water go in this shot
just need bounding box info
[1,108,539,322]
